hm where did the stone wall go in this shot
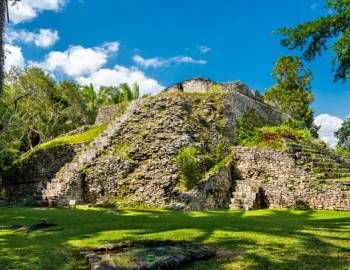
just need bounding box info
[165,77,265,103]
[95,104,123,125]
[172,164,234,210]
[233,147,350,211]
[3,144,82,204]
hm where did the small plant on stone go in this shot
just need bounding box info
[175,147,202,190]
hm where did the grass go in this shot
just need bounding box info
[18,124,107,162]
[1,207,350,270]
[326,177,350,181]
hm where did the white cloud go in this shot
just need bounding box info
[8,0,67,24]
[32,41,162,95]
[171,56,207,64]
[102,42,120,53]
[133,54,207,68]
[133,55,165,68]
[314,114,344,147]
[4,44,25,71]
[6,29,59,48]
[38,42,119,77]
[198,46,211,54]
[77,65,164,96]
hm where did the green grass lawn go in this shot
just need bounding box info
[1,207,350,270]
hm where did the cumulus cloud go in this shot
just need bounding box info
[77,65,164,96]
[6,29,59,48]
[198,45,211,54]
[133,54,207,68]
[37,42,119,77]
[31,41,162,95]
[8,0,67,24]
[133,55,165,68]
[314,114,344,147]
[4,44,25,71]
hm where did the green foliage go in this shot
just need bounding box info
[276,0,350,81]
[18,124,107,163]
[176,139,232,190]
[335,117,350,151]
[264,56,315,129]
[0,66,141,178]
[336,147,350,159]
[236,108,267,144]
[175,147,202,190]
[237,124,313,149]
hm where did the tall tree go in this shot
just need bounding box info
[335,117,350,150]
[0,0,20,94]
[264,56,315,129]
[277,0,350,81]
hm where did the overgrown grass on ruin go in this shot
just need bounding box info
[237,124,313,150]
[18,124,107,162]
[1,207,350,270]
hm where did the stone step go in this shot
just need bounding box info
[42,100,140,206]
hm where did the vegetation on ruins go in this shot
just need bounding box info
[236,124,313,150]
[277,0,350,82]
[175,139,232,190]
[18,124,107,163]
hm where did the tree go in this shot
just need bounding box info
[277,0,350,82]
[264,56,315,129]
[82,83,98,119]
[0,0,20,94]
[335,117,350,150]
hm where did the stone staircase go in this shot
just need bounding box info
[287,142,350,180]
[42,100,140,206]
[229,180,262,210]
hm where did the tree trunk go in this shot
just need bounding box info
[0,0,6,95]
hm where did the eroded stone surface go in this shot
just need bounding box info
[80,240,215,270]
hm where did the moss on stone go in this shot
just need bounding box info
[17,124,108,163]
[114,143,132,160]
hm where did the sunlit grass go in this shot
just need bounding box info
[1,207,350,270]
[18,124,107,162]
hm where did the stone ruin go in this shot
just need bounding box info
[3,78,350,211]
[80,240,215,270]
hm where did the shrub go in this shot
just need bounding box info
[175,147,202,190]
[238,124,312,149]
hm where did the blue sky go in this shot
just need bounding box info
[5,0,350,145]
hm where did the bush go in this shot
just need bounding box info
[175,147,202,190]
[238,124,312,149]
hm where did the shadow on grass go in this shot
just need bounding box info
[0,207,350,270]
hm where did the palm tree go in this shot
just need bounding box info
[118,82,140,101]
[82,83,98,119]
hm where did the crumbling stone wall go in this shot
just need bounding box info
[95,104,123,125]
[173,164,234,210]
[3,144,82,204]
[233,147,350,211]
[165,77,265,103]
